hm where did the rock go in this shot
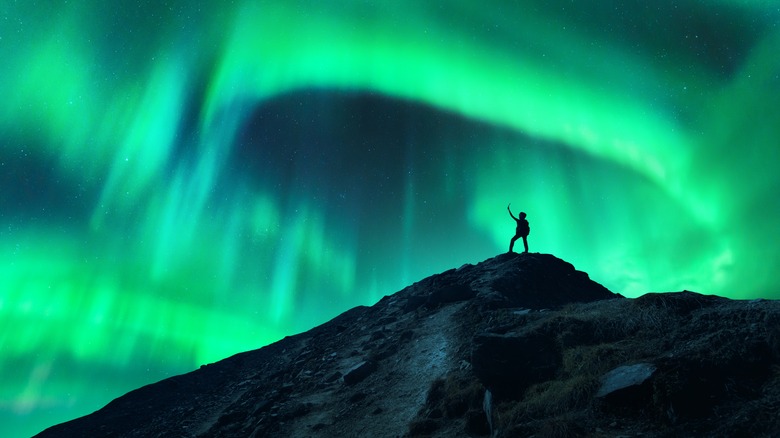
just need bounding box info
[324,371,342,383]
[596,363,656,405]
[482,389,494,436]
[402,295,427,313]
[471,330,561,398]
[342,361,377,386]
[428,284,476,306]
[481,253,616,309]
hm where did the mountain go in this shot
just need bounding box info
[36,252,780,437]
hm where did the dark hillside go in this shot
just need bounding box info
[36,253,780,437]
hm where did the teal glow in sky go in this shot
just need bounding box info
[2,1,779,436]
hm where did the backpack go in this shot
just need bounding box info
[519,219,530,236]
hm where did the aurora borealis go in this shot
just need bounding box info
[2,1,779,436]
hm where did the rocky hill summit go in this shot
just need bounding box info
[37,253,780,437]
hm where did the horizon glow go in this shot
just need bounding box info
[1,1,779,436]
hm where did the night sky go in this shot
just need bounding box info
[2,1,779,436]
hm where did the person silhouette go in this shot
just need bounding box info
[507,204,529,253]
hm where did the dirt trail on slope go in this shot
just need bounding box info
[285,302,465,438]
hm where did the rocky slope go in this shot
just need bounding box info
[36,253,780,437]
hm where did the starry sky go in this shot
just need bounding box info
[2,1,779,436]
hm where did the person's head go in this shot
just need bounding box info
[519,212,527,219]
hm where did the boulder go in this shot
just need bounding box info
[596,363,656,406]
[343,361,377,386]
[471,331,561,398]
[428,284,475,306]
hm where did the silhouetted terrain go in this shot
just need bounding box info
[37,253,780,437]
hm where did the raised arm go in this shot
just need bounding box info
[507,203,518,220]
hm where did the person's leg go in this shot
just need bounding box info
[522,236,528,253]
[509,235,519,252]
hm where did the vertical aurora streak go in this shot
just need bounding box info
[1,1,779,436]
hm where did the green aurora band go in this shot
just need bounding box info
[1,1,779,436]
